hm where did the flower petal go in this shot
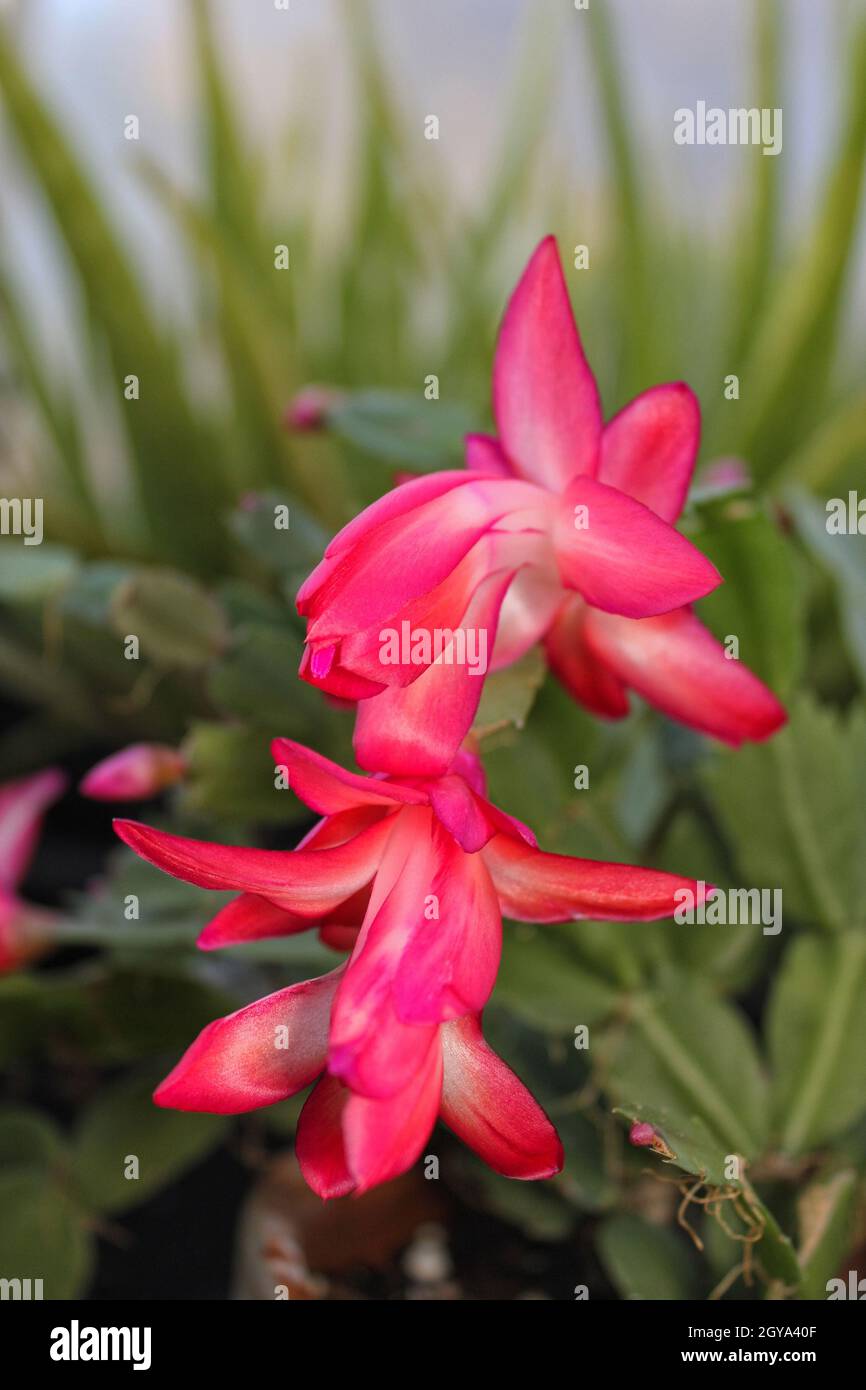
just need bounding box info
[301,478,531,642]
[270,738,426,815]
[493,236,601,489]
[483,833,704,922]
[198,893,311,950]
[153,969,341,1113]
[114,815,390,916]
[0,768,66,891]
[544,594,630,718]
[584,606,788,745]
[343,1034,443,1194]
[465,433,512,477]
[352,566,515,777]
[391,821,501,1025]
[440,1015,563,1179]
[599,383,700,523]
[554,475,721,617]
[328,809,439,1096]
[295,1074,354,1200]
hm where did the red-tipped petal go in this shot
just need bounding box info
[440,1015,563,1179]
[343,1034,443,1194]
[0,768,66,892]
[114,815,390,916]
[353,566,515,778]
[328,809,439,1097]
[493,236,601,490]
[584,606,788,745]
[198,893,311,950]
[391,821,501,1025]
[153,970,341,1114]
[544,594,630,718]
[301,478,528,641]
[270,738,426,815]
[554,475,721,617]
[295,1073,355,1199]
[465,433,512,477]
[483,833,703,922]
[599,383,700,523]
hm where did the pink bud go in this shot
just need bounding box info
[80,744,187,802]
[628,1122,657,1148]
[283,385,340,432]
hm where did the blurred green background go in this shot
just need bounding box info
[0,0,865,1300]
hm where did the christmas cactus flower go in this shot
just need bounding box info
[116,739,705,1087]
[153,978,563,1197]
[296,236,731,775]
[115,738,706,1194]
[0,768,66,974]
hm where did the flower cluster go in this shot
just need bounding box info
[117,238,785,1199]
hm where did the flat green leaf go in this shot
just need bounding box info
[208,625,318,731]
[183,722,311,823]
[704,695,866,931]
[695,507,804,696]
[768,932,866,1154]
[787,485,866,685]
[70,1070,227,1214]
[494,924,618,1031]
[607,972,770,1170]
[597,1214,700,1300]
[0,1108,62,1172]
[110,568,228,670]
[0,1172,93,1298]
[474,646,547,740]
[0,542,77,601]
[328,390,476,470]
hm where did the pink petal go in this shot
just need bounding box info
[301,478,531,642]
[198,893,312,950]
[299,643,385,700]
[544,594,630,718]
[343,1033,443,1194]
[328,808,439,1096]
[492,236,601,490]
[352,566,516,777]
[583,606,788,745]
[153,969,341,1113]
[599,383,700,523]
[489,560,563,670]
[440,1015,563,1179]
[0,768,66,891]
[113,815,391,916]
[465,433,512,477]
[80,743,186,802]
[391,820,501,1025]
[426,774,495,853]
[553,475,721,617]
[270,738,427,815]
[295,1073,354,1199]
[483,834,705,922]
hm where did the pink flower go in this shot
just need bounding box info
[154,982,563,1197]
[116,738,705,1098]
[296,236,732,775]
[0,768,66,974]
[80,743,187,801]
